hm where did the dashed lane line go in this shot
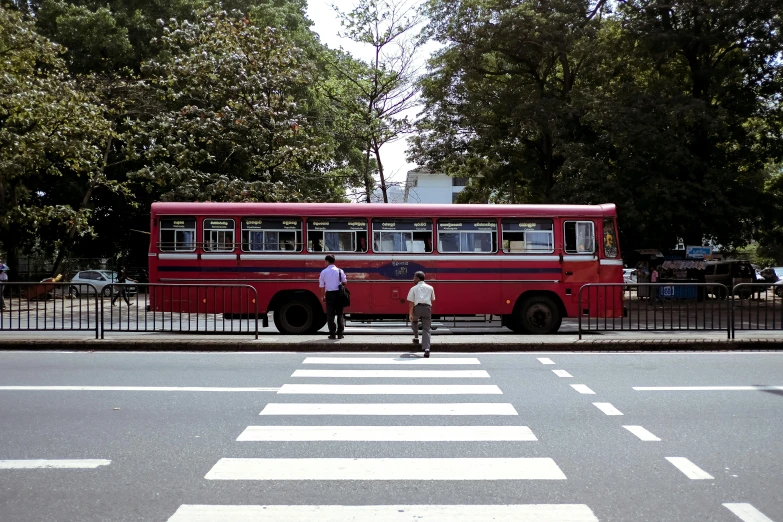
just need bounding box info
[723,503,775,522]
[552,370,573,378]
[634,386,783,391]
[538,358,556,365]
[666,457,714,480]
[592,403,623,416]
[570,384,596,395]
[623,426,661,442]
[0,386,279,392]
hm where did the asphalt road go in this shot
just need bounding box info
[0,351,781,522]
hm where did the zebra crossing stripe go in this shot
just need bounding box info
[302,357,481,365]
[723,503,774,522]
[236,425,537,442]
[168,504,599,521]
[277,384,503,395]
[205,458,567,480]
[259,403,519,416]
[291,369,490,378]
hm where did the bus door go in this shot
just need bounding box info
[201,218,239,313]
[562,220,600,313]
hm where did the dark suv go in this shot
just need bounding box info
[703,260,756,298]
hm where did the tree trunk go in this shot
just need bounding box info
[362,146,373,204]
[373,140,388,203]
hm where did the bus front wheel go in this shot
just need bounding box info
[274,297,322,335]
[511,296,562,335]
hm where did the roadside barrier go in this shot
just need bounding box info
[579,283,783,339]
[100,283,262,339]
[578,283,732,340]
[731,283,783,338]
[0,282,100,338]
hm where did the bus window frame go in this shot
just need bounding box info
[564,220,596,254]
[501,219,555,254]
[371,219,433,254]
[307,218,368,253]
[241,218,302,253]
[203,218,236,253]
[437,220,498,254]
[159,217,197,252]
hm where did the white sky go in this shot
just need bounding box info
[305,0,428,191]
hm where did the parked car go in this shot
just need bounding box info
[69,270,137,297]
[772,267,783,298]
[623,268,637,284]
[703,260,756,298]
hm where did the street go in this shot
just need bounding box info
[0,351,781,521]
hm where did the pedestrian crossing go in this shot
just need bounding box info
[167,353,598,521]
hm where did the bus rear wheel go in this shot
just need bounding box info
[274,297,323,334]
[510,296,562,335]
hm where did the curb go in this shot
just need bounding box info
[1,339,782,352]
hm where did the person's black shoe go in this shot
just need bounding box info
[412,338,419,345]
[424,349,430,358]
[337,335,344,339]
[328,335,336,339]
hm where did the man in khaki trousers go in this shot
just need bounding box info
[407,271,435,358]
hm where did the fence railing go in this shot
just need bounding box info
[578,282,783,339]
[0,282,100,338]
[0,282,263,339]
[100,283,262,339]
[731,283,783,338]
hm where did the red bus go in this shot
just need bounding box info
[148,202,623,334]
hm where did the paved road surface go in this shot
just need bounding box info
[1,351,781,521]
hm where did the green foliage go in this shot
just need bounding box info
[128,9,346,202]
[412,0,783,256]
[0,4,115,264]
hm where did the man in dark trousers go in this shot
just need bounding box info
[407,271,435,357]
[319,254,347,339]
[111,266,132,307]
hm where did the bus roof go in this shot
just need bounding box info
[151,202,617,219]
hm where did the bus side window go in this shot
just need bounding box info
[564,221,595,254]
[357,232,368,252]
[308,231,323,252]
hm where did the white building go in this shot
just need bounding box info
[403,169,468,204]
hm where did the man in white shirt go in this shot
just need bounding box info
[407,271,435,357]
[319,254,347,339]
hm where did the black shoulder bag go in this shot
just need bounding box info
[338,269,351,307]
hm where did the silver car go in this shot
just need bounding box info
[69,270,137,297]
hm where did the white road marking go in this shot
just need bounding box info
[0,459,111,469]
[168,504,599,521]
[205,458,567,480]
[237,426,537,442]
[291,369,490,378]
[665,457,714,479]
[538,358,556,365]
[303,357,481,365]
[277,384,503,395]
[0,386,279,392]
[623,426,661,441]
[259,403,519,416]
[723,503,775,522]
[593,403,623,415]
[553,370,573,378]
[570,384,595,395]
[634,386,783,391]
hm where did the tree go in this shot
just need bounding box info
[127,9,346,202]
[0,4,116,278]
[329,0,424,202]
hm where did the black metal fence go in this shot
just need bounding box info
[0,282,263,339]
[578,282,783,339]
[0,282,100,338]
[101,283,263,339]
